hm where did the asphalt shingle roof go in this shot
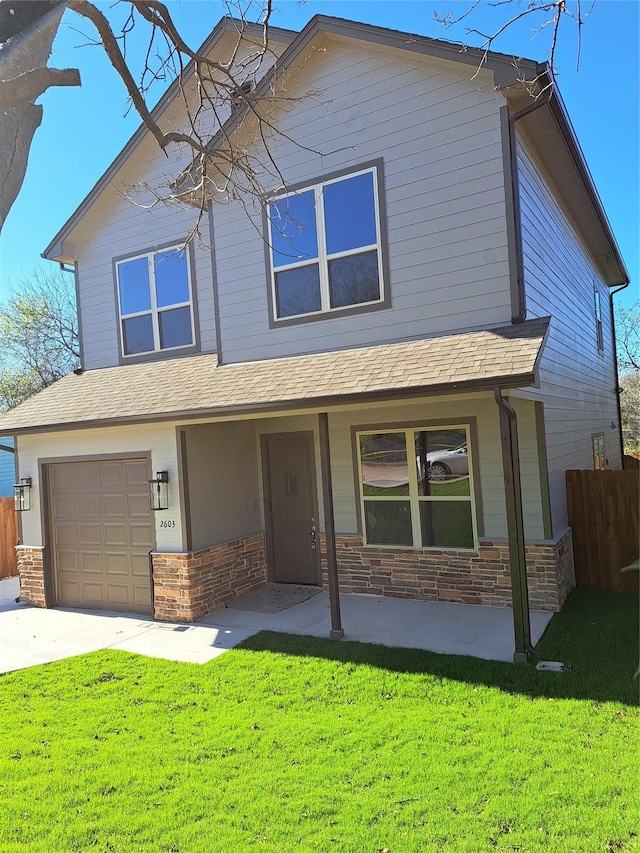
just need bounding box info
[0,317,549,434]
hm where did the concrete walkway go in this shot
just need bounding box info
[0,576,553,673]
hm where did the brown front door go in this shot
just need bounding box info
[263,433,320,585]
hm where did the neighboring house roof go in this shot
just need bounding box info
[0,318,549,434]
[42,15,628,287]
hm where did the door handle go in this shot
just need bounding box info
[311,525,317,550]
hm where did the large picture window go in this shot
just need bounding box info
[357,426,476,549]
[267,166,384,321]
[116,246,194,357]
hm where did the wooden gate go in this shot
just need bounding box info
[566,469,639,593]
[0,497,19,579]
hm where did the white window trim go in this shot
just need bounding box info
[117,246,195,358]
[356,425,478,551]
[268,166,384,321]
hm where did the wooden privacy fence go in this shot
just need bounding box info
[566,469,639,593]
[0,496,19,579]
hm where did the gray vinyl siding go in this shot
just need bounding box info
[252,396,546,542]
[516,131,621,531]
[184,421,261,550]
[74,138,217,370]
[212,39,513,363]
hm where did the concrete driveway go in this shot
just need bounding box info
[0,575,553,673]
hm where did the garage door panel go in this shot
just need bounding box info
[51,467,74,489]
[126,462,150,487]
[104,524,127,546]
[81,582,106,605]
[131,552,152,578]
[58,578,81,603]
[80,496,100,518]
[52,495,75,518]
[56,550,79,572]
[76,466,100,489]
[128,494,150,517]
[79,524,101,546]
[130,524,154,548]
[51,458,154,615]
[133,585,152,609]
[103,552,129,575]
[54,523,77,546]
[102,495,126,517]
[99,464,126,487]
[107,583,134,606]
[78,551,103,573]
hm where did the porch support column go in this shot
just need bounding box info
[318,412,344,640]
[494,388,534,664]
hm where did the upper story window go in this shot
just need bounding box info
[116,246,195,358]
[267,165,385,322]
[594,287,604,352]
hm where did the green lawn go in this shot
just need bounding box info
[1,588,638,853]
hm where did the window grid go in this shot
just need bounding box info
[357,426,477,551]
[268,167,383,320]
[117,247,194,358]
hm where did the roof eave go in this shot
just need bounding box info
[2,372,538,436]
[502,64,629,287]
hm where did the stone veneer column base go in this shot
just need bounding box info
[152,532,267,622]
[321,529,574,612]
[15,546,47,607]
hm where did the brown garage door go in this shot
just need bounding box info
[49,459,154,614]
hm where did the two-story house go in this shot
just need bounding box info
[0,16,628,659]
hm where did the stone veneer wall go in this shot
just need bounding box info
[15,546,47,607]
[321,529,574,612]
[152,532,267,622]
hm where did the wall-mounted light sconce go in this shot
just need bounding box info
[148,471,169,511]
[13,477,32,512]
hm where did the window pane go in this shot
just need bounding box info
[420,501,474,549]
[123,315,153,355]
[360,432,409,496]
[275,264,321,318]
[324,171,377,255]
[328,250,380,309]
[159,306,193,349]
[118,257,150,315]
[270,190,318,267]
[364,500,413,546]
[415,429,469,496]
[155,249,189,308]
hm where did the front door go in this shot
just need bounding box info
[262,433,320,585]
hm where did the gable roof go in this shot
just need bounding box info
[0,317,549,435]
[42,15,628,286]
[42,16,296,262]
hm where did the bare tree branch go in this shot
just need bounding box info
[0,66,81,109]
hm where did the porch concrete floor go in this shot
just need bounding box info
[0,576,553,673]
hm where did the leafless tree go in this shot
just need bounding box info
[434,0,595,94]
[0,268,80,411]
[615,301,640,373]
[0,0,324,235]
[1,0,597,236]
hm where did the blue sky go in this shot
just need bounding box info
[0,0,637,309]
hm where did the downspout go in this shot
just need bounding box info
[610,281,631,467]
[506,86,552,324]
[494,387,536,664]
